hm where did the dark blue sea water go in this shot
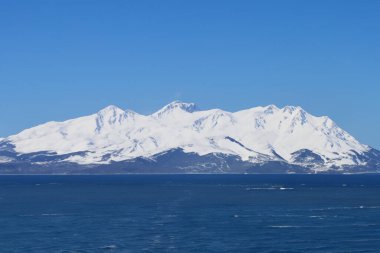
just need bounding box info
[1,174,380,253]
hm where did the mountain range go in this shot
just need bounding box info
[1,101,379,174]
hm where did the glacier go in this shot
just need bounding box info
[0,101,379,174]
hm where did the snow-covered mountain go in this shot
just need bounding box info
[0,101,379,174]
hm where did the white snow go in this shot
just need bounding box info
[4,101,369,166]
[0,156,13,163]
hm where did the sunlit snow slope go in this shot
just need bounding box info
[1,101,377,174]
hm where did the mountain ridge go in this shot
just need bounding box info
[0,101,379,174]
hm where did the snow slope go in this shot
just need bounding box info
[2,101,370,169]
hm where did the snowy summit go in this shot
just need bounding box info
[0,101,379,174]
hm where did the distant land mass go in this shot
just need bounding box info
[0,101,379,174]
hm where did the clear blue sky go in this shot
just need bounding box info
[1,1,379,148]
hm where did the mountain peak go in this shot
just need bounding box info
[282,105,304,113]
[98,105,125,115]
[2,102,374,173]
[153,101,198,117]
[263,104,279,114]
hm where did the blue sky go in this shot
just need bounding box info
[1,1,379,148]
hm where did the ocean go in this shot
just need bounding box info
[1,174,380,252]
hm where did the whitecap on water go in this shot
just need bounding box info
[311,206,380,211]
[309,215,326,219]
[246,187,277,190]
[245,186,294,191]
[280,187,294,190]
[41,213,64,216]
[100,245,118,250]
[269,225,301,228]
